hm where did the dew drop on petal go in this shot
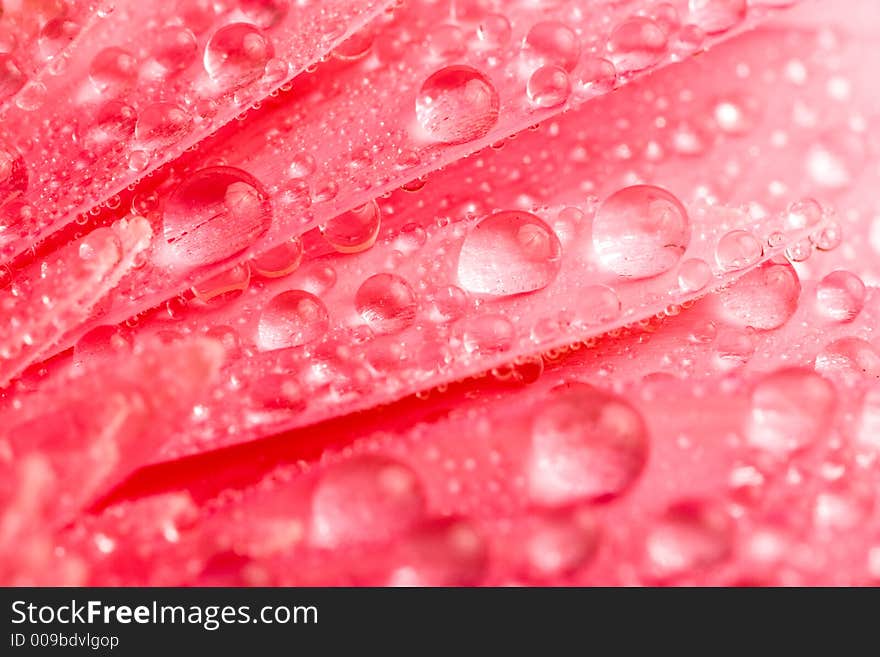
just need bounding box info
[523,21,581,72]
[527,65,571,108]
[257,290,329,350]
[319,200,381,253]
[592,185,690,279]
[678,258,712,292]
[89,46,138,94]
[688,0,747,34]
[457,210,562,297]
[310,457,426,548]
[715,229,762,271]
[153,26,198,73]
[518,506,599,581]
[457,314,515,355]
[581,285,622,325]
[0,54,25,98]
[251,236,303,278]
[388,517,486,586]
[747,368,836,454]
[607,17,667,73]
[204,23,273,90]
[355,273,418,334]
[135,102,192,148]
[240,0,289,29]
[163,167,272,266]
[528,383,648,505]
[416,65,499,144]
[816,270,866,322]
[713,261,800,330]
[646,500,733,578]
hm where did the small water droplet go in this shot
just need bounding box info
[593,185,690,279]
[153,26,198,73]
[258,290,329,350]
[715,229,762,271]
[607,17,667,72]
[135,102,192,148]
[816,270,865,322]
[204,23,273,90]
[355,273,418,334]
[319,200,381,253]
[251,236,303,278]
[523,21,581,72]
[416,65,499,144]
[527,65,571,108]
[457,210,562,297]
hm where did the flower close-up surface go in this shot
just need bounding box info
[3,0,880,592]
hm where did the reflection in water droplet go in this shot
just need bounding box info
[715,229,762,271]
[204,23,273,90]
[607,17,667,73]
[355,273,418,334]
[135,102,192,148]
[319,200,381,253]
[416,65,499,144]
[251,236,303,278]
[593,185,690,279]
[163,167,272,266]
[527,65,571,108]
[816,270,865,322]
[747,368,836,454]
[714,261,800,330]
[258,290,329,350]
[311,456,426,548]
[529,383,648,505]
[678,258,712,292]
[457,210,562,297]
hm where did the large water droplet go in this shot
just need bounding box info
[310,456,426,548]
[258,290,329,351]
[607,17,667,72]
[747,368,836,454]
[163,167,272,266]
[457,210,562,297]
[713,261,800,330]
[416,65,499,144]
[204,23,273,90]
[592,185,690,279]
[355,273,418,334]
[319,200,381,253]
[816,270,865,322]
[529,383,648,504]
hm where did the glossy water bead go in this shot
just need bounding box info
[416,66,500,144]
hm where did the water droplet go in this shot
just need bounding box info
[527,65,571,108]
[856,384,880,453]
[310,457,426,548]
[388,517,486,586]
[0,147,27,209]
[713,261,800,330]
[688,0,747,34]
[593,185,690,279]
[815,337,880,383]
[163,167,272,266]
[153,26,198,73]
[456,210,562,297]
[678,258,712,292]
[258,290,329,350]
[529,383,648,504]
[416,65,499,144]
[38,18,79,60]
[785,198,823,230]
[0,54,25,98]
[747,368,836,454]
[517,506,599,580]
[581,285,622,325]
[135,102,192,148]
[715,229,762,271]
[607,17,667,72]
[457,314,515,355]
[204,23,273,90]
[427,24,466,60]
[319,200,381,253]
[523,21,581,72]
[192,262,251,303]
[251,236,303,278]
[240,0,289,29]
[816,270,865,322]
[477,14,511,49]
[89,47,138,94]
[647,500,732,578]
[355,273,418,334]
[287,152,316,179]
